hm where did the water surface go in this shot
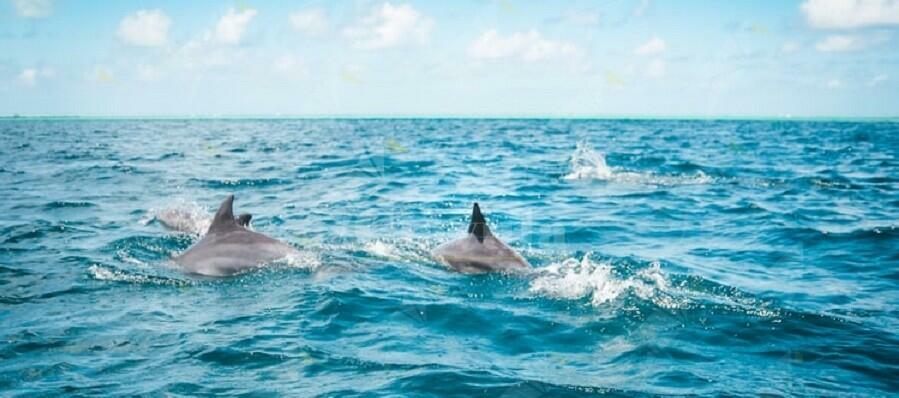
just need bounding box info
[1,119,897,396]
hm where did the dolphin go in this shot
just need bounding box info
[431,203,531,274]
[173,195,298,276]
[156,208,252,235]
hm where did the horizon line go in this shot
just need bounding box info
[1,114,897,122]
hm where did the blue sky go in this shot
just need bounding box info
[1,0,897,117]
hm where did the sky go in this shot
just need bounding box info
[1,0,897,117]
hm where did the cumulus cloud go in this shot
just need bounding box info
[118,10,171,47]
[17,67,53,86]
[815,34,861,51]
[633,36,666,55]
[11,0,51,18]
[343,2,433,49]
[468,29,585,65]
[801,0,899,29]
[215,8,258,45]
[289,8,329,36]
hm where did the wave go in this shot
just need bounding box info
[563,140,713,185]
[528,253,679,309]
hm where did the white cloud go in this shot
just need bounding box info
[826,78,843,88]
[289,8,329,36]
[634,0,650,17]
[468,29,585,65]
[633,36,666,55]
[17,68,37,86]
[273,55,309,79]
[815,34,861,52]
[215,8,258,45]
[17,67,53,86]
[645,59,666,78]
[117,10,171,47]
[343,2,433,49]
[136,64,162,81]
[11,0,51,18]
[868,73,888,86]
[801,0,899,29]
[781,41,800,54]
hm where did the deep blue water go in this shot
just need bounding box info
[1,119,897,397]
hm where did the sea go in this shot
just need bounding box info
[1,118,897,397]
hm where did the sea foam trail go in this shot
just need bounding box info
[563,140,712,185]
[528,254,678,308]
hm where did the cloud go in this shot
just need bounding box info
[289,8,329,36]
[16,67,53,86]
[633,36,666,55]
[11,0,51,18]
[801,0,899,29]
[215,7,258,45]
[815,34,861,51]
[645,59,666,78]
[468,29,585,64]
[17,68,37,86]
[634,0,650,17]
[826,78,842,88]
[868,73,888,86]
[117,10,171,47]
[780,41,800,54]
[343,2,433,49]
[272,55,309,79]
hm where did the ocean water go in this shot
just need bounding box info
[1,118,897,397]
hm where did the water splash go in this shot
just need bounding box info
[563,140,713,185]
[564,140,614,181]
[148,202,211,235]
[528,254,675,308]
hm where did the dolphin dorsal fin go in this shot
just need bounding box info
[208,195,237,233]
[236,213,252,227]
[468,202,490,243]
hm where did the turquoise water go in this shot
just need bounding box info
[1,119,897,396]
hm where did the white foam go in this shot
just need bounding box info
[150,202,211,235]
[88,264,186,286]
[365,240,400,260]
[281,249,323,270]
[528,254,674,308]
[563,140,713,186]
[564,140,614,181]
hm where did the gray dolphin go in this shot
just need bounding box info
[431,203,531,274]
[173,195,298,276]
[156,208,252,234]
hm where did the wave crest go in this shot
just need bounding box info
[528,254,676,308]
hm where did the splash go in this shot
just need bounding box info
[528,254,675,308]
[281,249,323,271]
[563,140,713,185]
[564,140,614,181]
[365,240,400,260]
[88,265,188,286]
[148,202,211,235]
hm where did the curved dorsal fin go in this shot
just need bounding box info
[467,202,490,243]
[208,195,237,233]
[236,213,252,227]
